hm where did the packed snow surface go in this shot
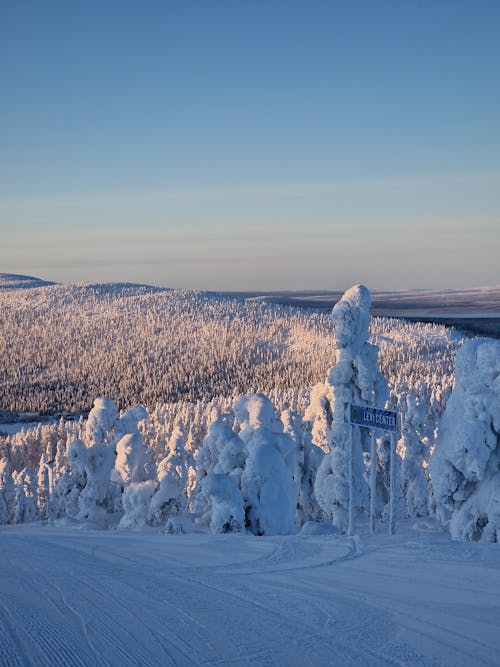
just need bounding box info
[1,524,499,666]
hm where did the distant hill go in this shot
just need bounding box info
[2,273,499,315]
[0,273,56,290]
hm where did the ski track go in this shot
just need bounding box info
[0,526,499,666]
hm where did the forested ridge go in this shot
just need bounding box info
[0,282,459,417]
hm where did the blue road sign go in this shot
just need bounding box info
[349,404,398,432]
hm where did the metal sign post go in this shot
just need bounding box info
[370,430,376,534]
[349,403,398,536]
[389,431,396,535]
[348,425,355,536]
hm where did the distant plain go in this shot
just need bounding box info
[224,287,500,339]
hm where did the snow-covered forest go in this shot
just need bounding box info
[0,282,459,417]
[2,281,499,542]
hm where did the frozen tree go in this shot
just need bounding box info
[237,394,298,535]
[313,285,389,531]
[114,405,148,442]
[192,413,246,522]
[115,432,154,485]
[148,423,188,526]
[201,473,245,533]
[54,439,88,519]
[115,407,157,529]
[119,480,157,530]
[304,383,332,452]
[184,427,198,501]
[86,398,119,446]
[0,458,15,524]
[400,389,429,517]
[114,411,153,486]
[72,398,120,527]
[430,339,500,542]
[12,468,38,524]
[282,409,324,524]
[37,453,52,522]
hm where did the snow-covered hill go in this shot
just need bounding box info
[0,273,56,290]
[0,522,498,666]
[0,280,463,416]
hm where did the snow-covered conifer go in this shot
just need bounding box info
[85,398,119,446]
[12,467,38,524]
[72,398,120,527]
[192,413,246,521]
[148,423,188,526]
[313,285,389,531]
[201,473,245,533]
[37,453,52,521]
[115,407,157,529]
[400,389,429,518]
[282,410,324,524]
[430,339,500,541]
[237,394,298,535]
[0,458,16,524]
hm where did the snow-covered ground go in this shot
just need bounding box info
[1,523,499,666]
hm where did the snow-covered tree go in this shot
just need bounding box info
[430,339,500,542]
[399,389,429,518]
[0,458,16,524]
[148,423,188,527]
[115,406,157,529]
[201,473,245,533]
[12,467,38,524]
[304,383,332,452]
[282,409,324,524]
[237,394,298,535]
[192,413,246,523]
[72,398,120,527]
[114,407,153,486]
[313,285,389,531]
[37,453,52,521]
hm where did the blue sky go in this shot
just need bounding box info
[1,0,499,289]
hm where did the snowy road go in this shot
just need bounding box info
[1,525,499,666]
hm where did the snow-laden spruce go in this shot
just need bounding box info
[115,406,156,530]
[237,393,299,535]
[193,394,300,535]
[0,458,15,524]
[430,339,500,542]
[201,473,245,533]
[148,422,189,527]
[193,412,246,526]
[399,389,430,518]
[311,285,389,531]
[281,409,324,524]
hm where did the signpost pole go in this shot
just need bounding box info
[349,403,398,537]
[348,425,354,536]
[389,431,396,535]
[370,430,376,534]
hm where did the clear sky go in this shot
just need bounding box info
[1,0,499,290]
